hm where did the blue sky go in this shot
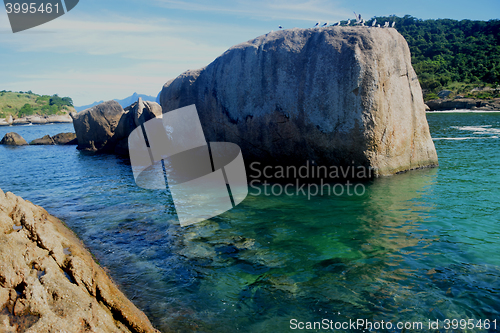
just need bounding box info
[1,0,499,106]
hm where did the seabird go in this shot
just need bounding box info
[384,21,389,28]
[361,19,365,26]
[322,22,328,27]
[354,11,361,24]
[391,21,395,28]
[377,24,380,27]
[314,22,320,27]
[333,21,340,26]
[279,25,283,29]
[371,19,377,27]
[346,19,351,26]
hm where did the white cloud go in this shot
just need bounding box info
[153,0,351,22]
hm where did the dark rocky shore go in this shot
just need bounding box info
[0,189,160,332]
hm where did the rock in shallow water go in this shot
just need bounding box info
[160,27,438,176]
[0,189,160,332]
[0,132,28,146]
[30,135,55,145]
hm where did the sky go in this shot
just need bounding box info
[1,0,499,107]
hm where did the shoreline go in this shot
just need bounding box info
[0,114,73,126]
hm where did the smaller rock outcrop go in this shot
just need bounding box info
[30,135,55,145]
[72,98,162,155]
[426,98,500,111]
[72,100,126,152]
[51,132,77,145]
[0,132,28,146]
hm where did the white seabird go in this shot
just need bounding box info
[372,19,377,27]
[391,21,395,28]
[346,19,351,26]
[384,21,389,28]
[377,24,380,27]
[354,11,362,25]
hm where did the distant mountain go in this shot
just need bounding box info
[75,92,158,112]
[75,100,104,112]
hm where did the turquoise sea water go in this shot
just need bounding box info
[0,113,499,332]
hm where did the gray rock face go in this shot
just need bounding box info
[72,99,162,154]
[0,189,160,333]
[30,135,55,145]
[0,132,28,146]
[160,27,438,176]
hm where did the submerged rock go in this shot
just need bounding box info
[0,189,159,332]
[160,27,438,176]
[0,132,28,146]
[30,135,55,145]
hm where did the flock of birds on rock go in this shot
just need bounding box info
[278,12,396,30]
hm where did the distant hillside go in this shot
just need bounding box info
[366,15,500,100]
[0,90,75,118]
[75,92,158,111]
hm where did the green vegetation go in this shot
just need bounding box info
[0,90,74,118]
[368,16,500,100]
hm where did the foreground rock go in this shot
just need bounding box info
[30,135,55,145]
[0,132,28,146]
[426,98,500,111]
[72,98,161,154]
[0,189,159,333]
[161,27,438,177]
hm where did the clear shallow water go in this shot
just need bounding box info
[0,115,499,332]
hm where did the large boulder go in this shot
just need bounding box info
[0,115,13,126]
[72,101,128,152]
[0,132,28,146]
[0,189,159,332]
[71,99,162,154]
[160,27,438,177]
[52,132,77,145]
[30,135,55,145]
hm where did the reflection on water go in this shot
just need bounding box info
[0,116,499,332]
